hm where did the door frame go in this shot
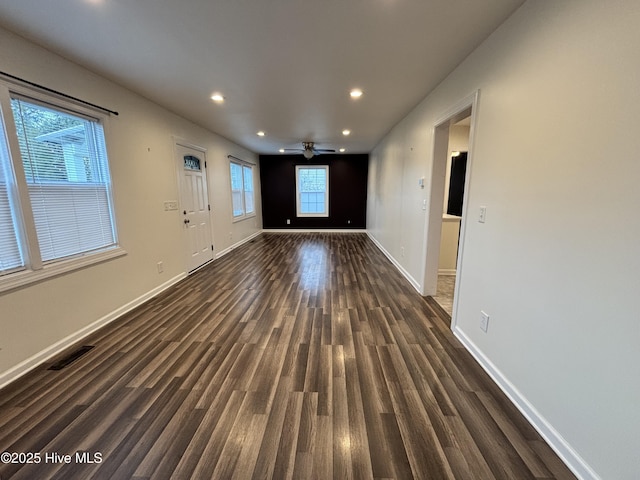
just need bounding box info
[421,90,479,329]
[173,138,214,273]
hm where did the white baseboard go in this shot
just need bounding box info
[0,272,187,390]
[215,230,263,259]
[261,228,366,233]
[365,232,422,294]
[259,228,597,479]
[438,268,457,276]
[453,326,600,480]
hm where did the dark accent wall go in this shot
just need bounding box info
[260,154,368,229]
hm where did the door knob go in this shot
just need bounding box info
[184,219,190,224]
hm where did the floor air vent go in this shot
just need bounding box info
[48,345,95,370]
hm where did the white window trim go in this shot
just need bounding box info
[0,247,126,294]
[229,157,256,222]
[0,80,124,293]
[296,165,329,217]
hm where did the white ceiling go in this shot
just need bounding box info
[0,0,524,155]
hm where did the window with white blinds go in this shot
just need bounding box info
[11,97,116,262]
[230,161,244,217]
[0,83,120,289]
[229,159,255,220]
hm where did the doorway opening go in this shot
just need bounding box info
[422,92,477,328]
[433,119,470,316]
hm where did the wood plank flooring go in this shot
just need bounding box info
[0,233,575,479]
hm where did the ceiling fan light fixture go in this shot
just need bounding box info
[303,149,314,159]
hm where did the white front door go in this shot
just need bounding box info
[176,143,214,272]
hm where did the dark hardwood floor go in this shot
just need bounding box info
[0,233,575,479]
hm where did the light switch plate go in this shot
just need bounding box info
[480,311,489,332]
[479,206,487,223]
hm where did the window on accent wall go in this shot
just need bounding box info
[296,165,328,217]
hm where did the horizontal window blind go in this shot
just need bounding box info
[243,165,254,214]
[0,128,24,273]
[11,96,116,263]
[230,162,244,217]
[28,183,114,261]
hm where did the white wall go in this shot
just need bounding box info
[0,27,261,385]
[367,1,640,479]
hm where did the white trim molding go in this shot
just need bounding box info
[366,231,422,294]
[453,326,601,480]
[215,230,263,259]
[262,229,366,234]
[437,268,457,276]
[0,272,186,390]
[0,247,126,294]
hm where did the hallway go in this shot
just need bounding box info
[0,233,575,479]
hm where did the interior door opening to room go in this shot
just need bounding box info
[422,92,477,328]
[175,142,214,272]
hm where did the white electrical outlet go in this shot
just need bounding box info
[164,201,178,211]
[480,311,489,332]
[157,261,163,273]
[286,219,291,225]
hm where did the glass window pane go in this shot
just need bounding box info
[296,166,328,217]
[243,165,254,214]
[230,162,244,217]
[230,162,243,191]
[232,191,244,216]
[11,97,117,262]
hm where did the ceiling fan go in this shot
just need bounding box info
[284,142,335,159]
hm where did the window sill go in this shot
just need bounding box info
[0,246,127,295]
[232,212,256,223]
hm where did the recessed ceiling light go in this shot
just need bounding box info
[342,130,351,136]
[257,131,265,137]
[279,148,285,153]
[211,93,225,102]
[339,148,346,153]
[350,89,363,98]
